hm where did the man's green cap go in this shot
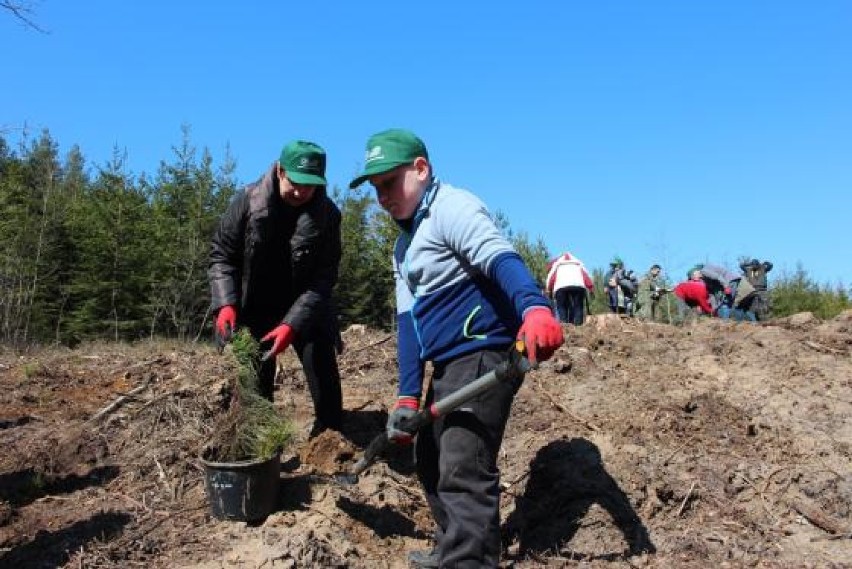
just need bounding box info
[279,141,327,186]
[349,129,428,189]
[610,256,624,267]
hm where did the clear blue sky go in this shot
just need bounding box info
[4,1,851,287]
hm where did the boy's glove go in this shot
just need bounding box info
[518,306,564,366]
[386,396,419,445]
[215,305,237,344]
[261,323,296,359]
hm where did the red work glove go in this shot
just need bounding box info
[260,323,296,360]
[215,305,237,343]
[386,396,419,445]
[517,306,564,366]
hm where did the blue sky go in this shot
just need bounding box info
[4,1,851,286]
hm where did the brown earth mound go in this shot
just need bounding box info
[0,315,850,568]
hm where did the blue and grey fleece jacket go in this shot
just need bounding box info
[394,179,550,399]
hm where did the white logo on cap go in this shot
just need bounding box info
[298,157,319,170]
[365,146,384,163]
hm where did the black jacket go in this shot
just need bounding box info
[740,260,773,291]
[208,165,341,337]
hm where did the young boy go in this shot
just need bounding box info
[350,129,564,568]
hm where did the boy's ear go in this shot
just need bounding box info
[413,156,431,178]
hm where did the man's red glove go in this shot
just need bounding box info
[261,323,296,360]
[386,396,419,445]
[517,306,564,366]
[215,305,237,343]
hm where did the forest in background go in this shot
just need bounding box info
[0,127,848,347]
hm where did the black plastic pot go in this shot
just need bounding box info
[200,451,281,522]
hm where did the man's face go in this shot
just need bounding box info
[277,166,317,207]
[651,267,661,277]
[369,158,430,220]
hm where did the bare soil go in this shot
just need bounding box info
[1,312,851,568]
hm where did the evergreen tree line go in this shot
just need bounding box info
[0,127,237,346]
[768,266,850,320]
[0,128,846,348]
[0,127,548,347]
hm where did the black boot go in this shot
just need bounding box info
[408,548,439,568]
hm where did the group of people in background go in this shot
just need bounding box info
[673,259,773,322]
[544,252,774,325]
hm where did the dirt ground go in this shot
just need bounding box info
[1,312,851,568]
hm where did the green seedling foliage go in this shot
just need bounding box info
[207,328,294,462]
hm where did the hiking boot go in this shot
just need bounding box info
[408,548,439,568]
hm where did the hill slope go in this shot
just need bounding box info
[1,313,850,568]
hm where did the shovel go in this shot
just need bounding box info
[340,343,531,484]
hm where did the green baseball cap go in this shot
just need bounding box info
[279,141,327,186]
[349,129,429,189]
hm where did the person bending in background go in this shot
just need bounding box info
[545,251,594,325]
[673,269,714,322]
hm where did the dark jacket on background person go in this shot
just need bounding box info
[740,259,773,291]
[604,267,639,313]
[209,165,342,338]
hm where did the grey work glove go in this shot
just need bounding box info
[386,396,419,445]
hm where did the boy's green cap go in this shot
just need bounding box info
[349,129,428,188]
[280,141,327,186]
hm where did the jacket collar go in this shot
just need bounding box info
[249,164,326,219]
[397,176,439,235]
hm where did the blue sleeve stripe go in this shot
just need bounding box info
[398,311,424,398]
[489,251,550,317]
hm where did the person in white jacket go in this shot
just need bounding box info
[545,252,595,325]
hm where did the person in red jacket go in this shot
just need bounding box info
[673,269,714,319]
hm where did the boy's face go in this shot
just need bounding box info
[369,157,430,220]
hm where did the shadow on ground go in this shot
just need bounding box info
[336,495,428,539]
[0,465,120,507]
[503,437,655,560]
[0,511,132,568]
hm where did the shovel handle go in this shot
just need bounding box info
[350,347,530,477]
[428,350,529,418]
